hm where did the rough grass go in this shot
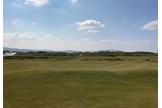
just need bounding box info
[4,56,158,108]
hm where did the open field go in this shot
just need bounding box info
[4,55,158,108]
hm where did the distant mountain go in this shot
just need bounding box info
[106,49,122,52]
[3,47,122,53]
[87,49,122,52]
[3,47,78,53]
[3,47,39,52]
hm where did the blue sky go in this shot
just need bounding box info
[3,0,158,52]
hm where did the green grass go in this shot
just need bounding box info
[4,56,158,108]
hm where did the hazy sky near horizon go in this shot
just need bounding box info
[3,0,158,52]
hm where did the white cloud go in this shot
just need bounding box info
[4,32,37,40]
[3,32,58,41]
[3,32,62,50]
[142,19,158,30]
[69,0,78,5]
[75,19,105,33]
[24,0,48,7]
[76,20,105,30]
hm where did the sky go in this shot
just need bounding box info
[3,0,158,52]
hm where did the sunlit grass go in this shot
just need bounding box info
[4,56,158,108]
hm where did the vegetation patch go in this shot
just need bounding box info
[4,55,158,108]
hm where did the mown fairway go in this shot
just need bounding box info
[4,56,158,108]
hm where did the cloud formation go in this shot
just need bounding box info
[24,0,48,7]
[3,32,59,41]
[3,32,62,50]
[75,19,105,33]
[142,19,158,30]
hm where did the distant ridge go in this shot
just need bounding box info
[89,49,122,52]
[4,47,155,53]
[3,47,122,53]
[3,47,39,52]
[3,47,78,52]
